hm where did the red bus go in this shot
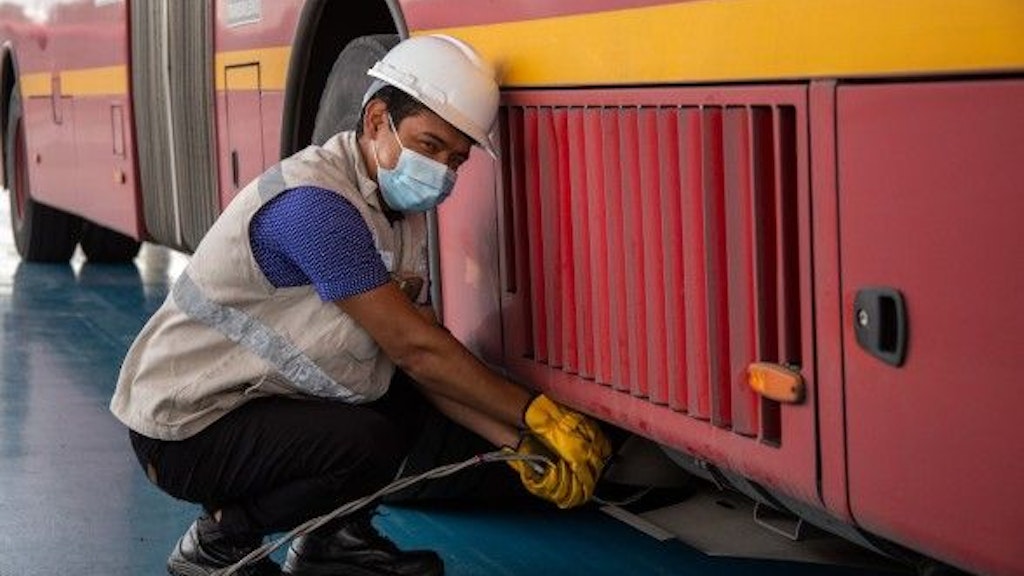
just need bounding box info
[2,2,1023,574]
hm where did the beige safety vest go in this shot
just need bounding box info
[109,131,428,440]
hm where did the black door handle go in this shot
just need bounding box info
[853,287,908,367]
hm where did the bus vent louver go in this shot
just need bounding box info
[501,104,801,442]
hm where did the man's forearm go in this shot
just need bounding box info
[419,388,521,448]
[397,326,533,430]
[335,283,533,430]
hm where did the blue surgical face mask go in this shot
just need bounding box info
[374,115,457,213]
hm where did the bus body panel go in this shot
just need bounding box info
[806,80,851,522]
[436,152,506,365]
[214,0,301,209]
[838,78,1024,576]
[12,0,140,237]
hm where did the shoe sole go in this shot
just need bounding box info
[282,563,381,576]
[282,561,442,576]
[167,557,218,576]
[169,559,281,576]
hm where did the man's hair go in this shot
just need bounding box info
[356,85,428,137]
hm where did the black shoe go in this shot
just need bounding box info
[167,515,281,576]
[282,511,443,576]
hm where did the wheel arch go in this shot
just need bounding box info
[1,42,18,189]
[279,0,407,159]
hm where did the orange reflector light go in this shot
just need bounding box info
[748,363,805,404]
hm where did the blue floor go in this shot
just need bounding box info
[0,203,909,575]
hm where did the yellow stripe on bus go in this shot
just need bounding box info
[17,46,291,98]
[19,73,51,97]
[214,47,290,91]
[62,66,127,96]
[21,66,127,97]
[423,0,1024,86]
[17,0,1024,98]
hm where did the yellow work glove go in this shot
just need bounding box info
[505,434,593,509]
[523,394,612,487]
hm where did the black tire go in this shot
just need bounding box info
[79,221,141,263]
[5,88,82,262]
[311,34,400,146]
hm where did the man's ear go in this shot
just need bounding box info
[363,100,388,138]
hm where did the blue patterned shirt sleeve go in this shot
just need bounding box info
[249,186,390,301]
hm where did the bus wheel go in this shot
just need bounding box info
[312,34,399,146]
[79,222,141,263]
[4,88,82,262]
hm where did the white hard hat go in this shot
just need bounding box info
[367,34,500,157]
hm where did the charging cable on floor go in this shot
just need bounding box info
[216,450,551,576]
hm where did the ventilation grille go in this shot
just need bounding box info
[501,103,801,441]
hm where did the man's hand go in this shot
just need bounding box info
[523,394,612,487]
[506,434,594,509]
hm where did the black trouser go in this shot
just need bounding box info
[129,373,530,540]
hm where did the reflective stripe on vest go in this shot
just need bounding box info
[172,272,364,402]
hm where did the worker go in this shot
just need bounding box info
[109,34,612,576]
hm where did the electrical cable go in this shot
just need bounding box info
[215,450,551,576]
[592,486,654,508]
